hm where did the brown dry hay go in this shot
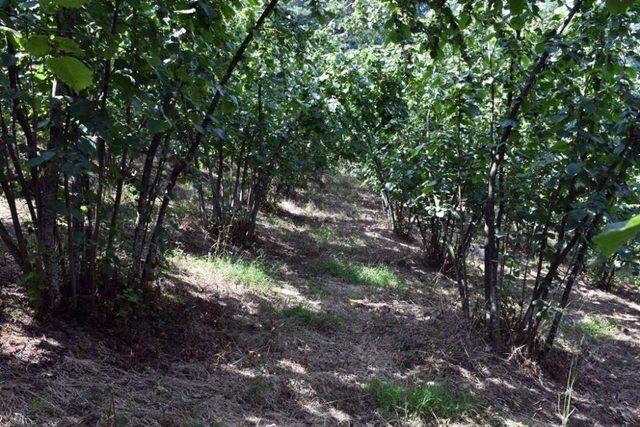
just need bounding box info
[1,175,639,426]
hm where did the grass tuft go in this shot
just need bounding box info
[576,314,619,339]
[368,379,479,421]
[312,258,400,288]
[29,397,53,415]
[243,376,275,404]
[174,252,273,290]
[310,224,337,250]
[281,304,340,329]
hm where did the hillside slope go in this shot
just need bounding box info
[1,175,638,425]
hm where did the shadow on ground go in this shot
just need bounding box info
[1,174,639,425]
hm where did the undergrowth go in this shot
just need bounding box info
[173,252,273,290]
[281,304,340,329]
[367,378,479,422]
[312,258,400,288]
[307,281,331,296]
[243,376,275,405]
[310,224,337,250]
[576,314,619,339]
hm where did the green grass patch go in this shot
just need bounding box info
[576,314,619,339]
[310,224,337,250]
[281,304,340,329]
[312,258,400,288]
[368,379,479,421]
[209,257,272,289]
[174,252,273,290]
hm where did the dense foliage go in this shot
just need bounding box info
[316,0,640,354]
[1,0,328,312]
[1,0,638,356]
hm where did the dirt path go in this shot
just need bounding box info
[1,175,639,425]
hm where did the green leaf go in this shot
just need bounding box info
[565,162,583,177]
[24,35,51,57]
[212,128,228,140]
[219,97,236,114]
[198,1,217,18]
[510,15,525,31]
[28,150,56,167]
[53,36,83,55]
[605,0,633,14]
[46,56,93,92]
[54,0,90,7]
[594,214,640,257]
[219,2,235,18]
[148,117,169,134]
[508,0,526,15]
[112,72,136,93]
[0,25,21,38]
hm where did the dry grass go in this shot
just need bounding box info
[1,173,639,425]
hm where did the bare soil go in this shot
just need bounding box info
[1,175,638,426]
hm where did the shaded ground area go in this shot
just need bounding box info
[1,174,639,425]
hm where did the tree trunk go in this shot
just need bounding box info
[142,0,280,283]
[40,89,64,309]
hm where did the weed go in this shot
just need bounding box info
[557,342,582,426]
[367,379,479,421]
[303,201,317,215]
[182,422,222,427]
[211,257,272,289]
[20,270,46,308]
[263,212,284,225]
[312,258,400,288]
[115,287,143,319]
